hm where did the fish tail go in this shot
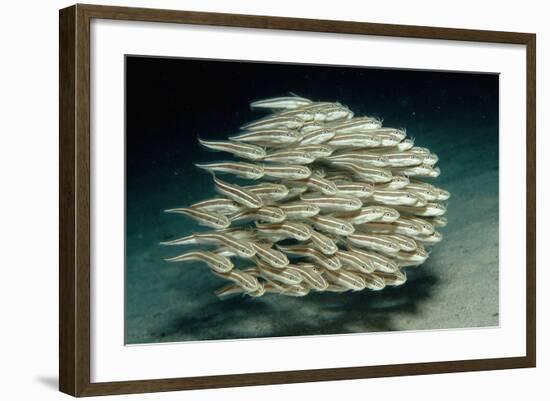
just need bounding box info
[160,234,196,246]
[164,253,194,262]
[194,163,213,173]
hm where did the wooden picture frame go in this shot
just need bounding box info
[59,3,536,397]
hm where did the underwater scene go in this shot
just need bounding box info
[125,56,499,344]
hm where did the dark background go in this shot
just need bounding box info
[126,56,498,181]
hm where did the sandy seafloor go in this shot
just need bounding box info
[124,57,499,344]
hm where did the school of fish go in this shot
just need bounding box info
[162,95,449,298]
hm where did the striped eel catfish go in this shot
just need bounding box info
[307,214,355,236]
[278,202,320,219]
[212,175,263,209]
[325,152,390,167]
[215,282,266,298]
[276,244,342,271]
[286,264,328,291]
[307,230,339,255]
[335,249,375,273]
[300,193,362,212]
[164,251,233,273]
[195,161,264,180]
[254,263,303,286]
[161,232,256,258]
[346,245,400,273]
[250,95,313,110]
[287,175,339,195]
[263,149,316,165]
[262,164,311,180]
[250,242,289,268]
[255,221,312,241]
[164,207,230,229]
[333,181,374,198]
[347,233,401,255]
[229,206,286,224]
[293,144,334,158]
[212,269,260,293]
[355,272,386,290]
[328,117,382,133]
[229,129,302,145]
[297,128,336,146]
[198,138,266,160]
[373,270,407,286]
[190,197,242,214]
[243,182,289,202]
[323,269,366,291]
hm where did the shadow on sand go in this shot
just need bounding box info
[151,268,438,342]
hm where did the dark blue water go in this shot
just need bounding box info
[125,56,499,344]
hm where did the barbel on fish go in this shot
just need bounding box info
[164,207,230,229]
[164,251,233,273]
[198,138,266,160]
[195,161,264,180]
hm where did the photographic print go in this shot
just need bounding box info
[124,56,499,345]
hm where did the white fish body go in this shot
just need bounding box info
[164,207,230,229]
[198,138,266,160]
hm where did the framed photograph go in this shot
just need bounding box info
[59,4,536,397]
